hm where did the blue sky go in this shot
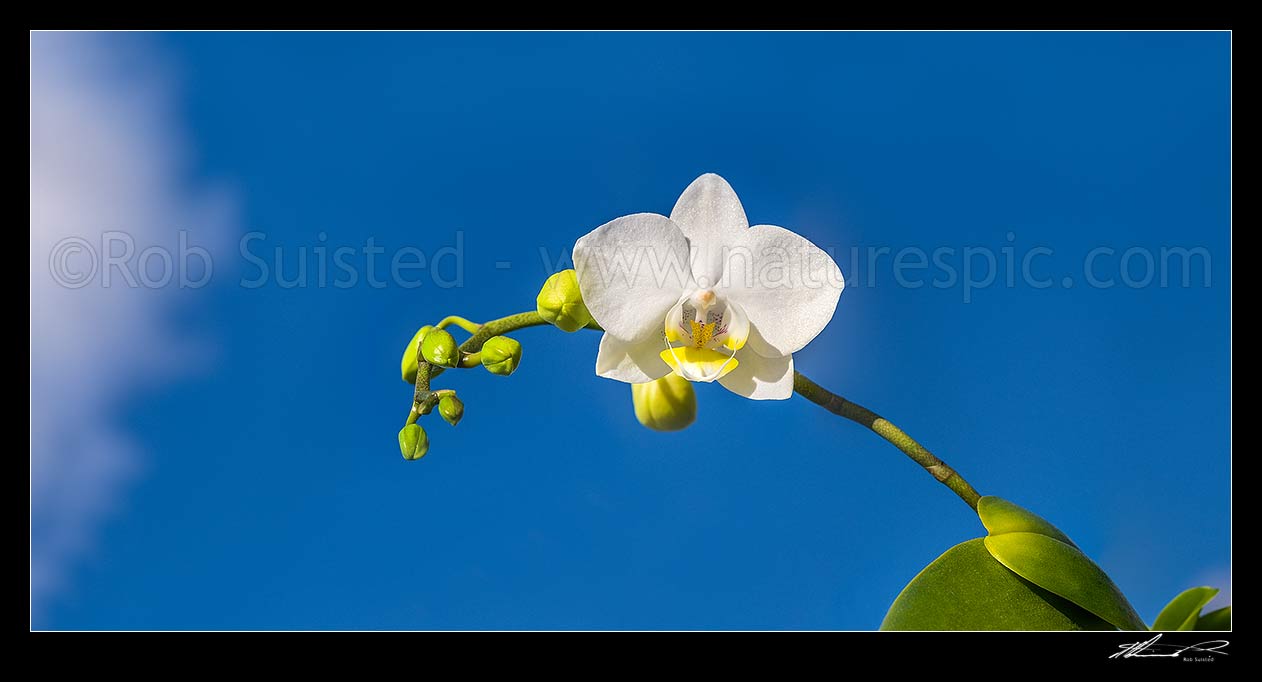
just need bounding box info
[31,31,1230,630]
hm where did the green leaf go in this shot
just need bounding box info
[977,496,1077,548]
[1194,606,1231,631]
[984,532,1147,631]
[1152,586,1219,631]
[881,539,1114,631]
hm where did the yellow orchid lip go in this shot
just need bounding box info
[659,346,739,382]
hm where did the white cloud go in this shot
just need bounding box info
[30,32,234,623]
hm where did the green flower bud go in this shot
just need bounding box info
[536,269,592,333]
[400,325,434,383]
[398,423,429,460]
[480,336,522,376]
[438,395,464,426]
[421,328,460,368]
[631,374,696,432]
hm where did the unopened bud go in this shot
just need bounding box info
[421,328,460,368]
[631,374,696,432]
[480,336,522,376]
[438,395,464,426]
[536,269,592,333]
[400,325,434,383]
[398,423,429,460]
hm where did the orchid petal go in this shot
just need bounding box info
[719,224,844,357]
[669,173,749,288]
[573,213,693,343]
[595,332,672,384]
[717,348,794,400]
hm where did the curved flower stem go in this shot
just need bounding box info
[435,315,483,334]
[792,372,981,510]
[416,311,550,392]
[412,309,980,510]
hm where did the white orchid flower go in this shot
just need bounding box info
[573,173,845,400]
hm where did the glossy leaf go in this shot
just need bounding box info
[977,496,1077,548]
[1152,586,1219,631]
[985,532,1147,631]
[881,539,1114,631]
[1194,606,1231,631]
